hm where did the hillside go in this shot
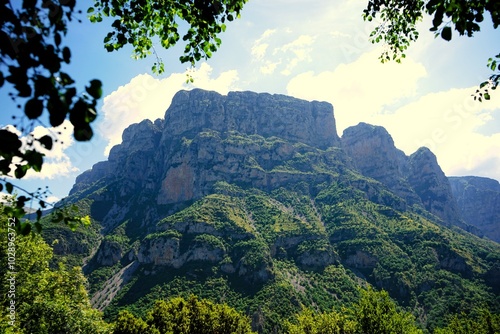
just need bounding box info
[44,89,500,333]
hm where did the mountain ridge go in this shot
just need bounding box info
[48,89,499,333]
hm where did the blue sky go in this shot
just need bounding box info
[1,0,500,205]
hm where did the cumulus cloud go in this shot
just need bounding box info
[287,48,427,131]
[250,29,315,75]
[98,63,239,155]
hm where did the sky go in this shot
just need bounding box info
[1,0,500,206]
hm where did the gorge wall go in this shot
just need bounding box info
[69,89,497,239]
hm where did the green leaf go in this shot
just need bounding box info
[15,164,28,179]
[85,79,103,99]
[81,215,91,226]
[441,26,452,41]
[48,94,68,126]
[25,98,44,119]
[74,124,93,141]
[54,32,61,46]
[62,47,71,64]
[5,182,13,193]
[19,221,31,235]
[59,72,75,86]
[0,129,23,154]
[24,150,44,172]
[38,135,53,150]
[0,159,11,174]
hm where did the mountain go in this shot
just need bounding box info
[448,176,500,243]
[45,89,500,333]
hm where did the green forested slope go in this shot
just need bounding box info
[41,176,500,333]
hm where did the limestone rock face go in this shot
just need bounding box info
[67,89,498,273]
[407,147,464,227]
[137,235,225,268]
[341,123,421,207]
[449,176,500,242]
[69,118,164,197]
[341,123,466,228]
[161,89,340,149]
[70,89,342,207]
[96,240,123,267]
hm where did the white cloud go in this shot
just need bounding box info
[29,120,74,160]
[251,29,276,61]
[98,63,239,155]
[251,43,269,60]
[278,35,315,76]
[44,195,61,205]
[249,29,316,76]
[260,61,280,74]
[286,48,427,131]
[375,88,500,180]
[330,31,351,38]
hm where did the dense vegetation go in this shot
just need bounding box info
[0,205,111,334]
[37,173,500,333]
[2,193,499,333]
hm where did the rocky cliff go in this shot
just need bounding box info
[69,89,343,216]
[57,89,500,333]
[449,176,500,242]
[341,123,466,229]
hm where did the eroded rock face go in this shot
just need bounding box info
[137,236,225,268]
[161,89,340,149]
[341,123,467,229]
[341,123,421,207]
[407,148,464,227]
[69,118,164,197]
[449,176,500,242]
[96,240,123,267]
[70,89,342,207]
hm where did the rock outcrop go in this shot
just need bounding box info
[407,147,464,228]
[341,123,465,228]
[341,123,421,207]
[449,176,500,242]
[70,89,342,207]
[161,89,340,149]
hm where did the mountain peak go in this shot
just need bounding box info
[59,89,499,332]
[162,89,340,149]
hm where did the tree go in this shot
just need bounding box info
[363,0,500,100]
[0,0,247,227]
[112,295,255,334]
[355,287,423,334]
[0,204,112,333]
[434,309,500,334]
[113,310,154,334]
[285,287,422,334]
[285,307,356,334]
